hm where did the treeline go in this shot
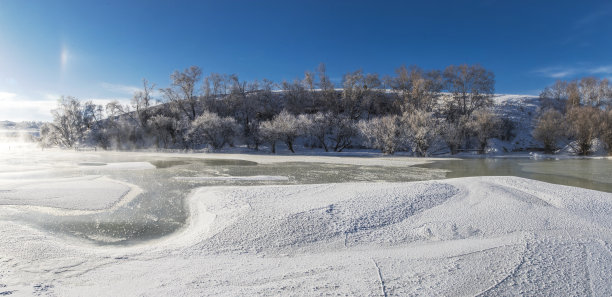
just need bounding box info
[533,77,612,155]
[39,64,612,155]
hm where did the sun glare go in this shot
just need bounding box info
[60,45,69,72]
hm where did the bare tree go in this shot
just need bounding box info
[389,65,442,113]
[342,69,366,119]
[580,77,599,106]
[467,109,501,153]
[440,118,466,154]
[443,64,495,119]
[317,63,339,114]
[598,78,612,107]
[161,66,203,121]
[600,106,612,155]
[566,80,581,110]
[281,79,308,114]
[532,108,565,153]
[131,78,156,129]
[328,116,357,152]
[565,106,602,155]
[148,115,178,149]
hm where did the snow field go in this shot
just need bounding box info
[1,176,610,296]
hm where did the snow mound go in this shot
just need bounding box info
[0,177,610,296]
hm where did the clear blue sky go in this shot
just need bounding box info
[1,0,611,121]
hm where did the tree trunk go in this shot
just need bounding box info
[287,141,295,153]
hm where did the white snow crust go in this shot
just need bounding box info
[1,176,610,296]
[0,176,142,214]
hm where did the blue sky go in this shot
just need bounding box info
[1,0,611,121]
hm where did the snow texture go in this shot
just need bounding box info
[0,176,142,214]
[1,176,610,296]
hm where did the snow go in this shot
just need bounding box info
[0,176,143,215]
[174,175,290,181]
[1,176,610,296]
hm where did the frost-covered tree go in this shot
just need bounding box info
[304,112,333,152]
[44,96,89,147]
[258,110,304,153]
[532,108,565,153]
[402,110,441,156]
[358,115,401,154]
[189,111,239,150]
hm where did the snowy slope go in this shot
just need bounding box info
[1,177,610,296]
[490,94,541,152]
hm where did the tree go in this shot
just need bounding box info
[148,115,178,149]
[281,79,308,114]
[341,69,366,119]
[161,66,203,121]
[532,109,565,153]
[258,110,304,153]
[131,78,156,130]
[45,96,88,147]
[402,110,441,156]
[316,63,339,114]
[443,64,495,119]
[467,109,501,153]
[305,112,333,152]
[328,116,357,152]
[539,80,568,111]
[565,106,602,155]
[189,111,239,150]
[579,77,599,106]
[600,106,612,155]
[440,118,466,154]
[389,65,442,112]
[358,115,401,154]
[566,80,581,109]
